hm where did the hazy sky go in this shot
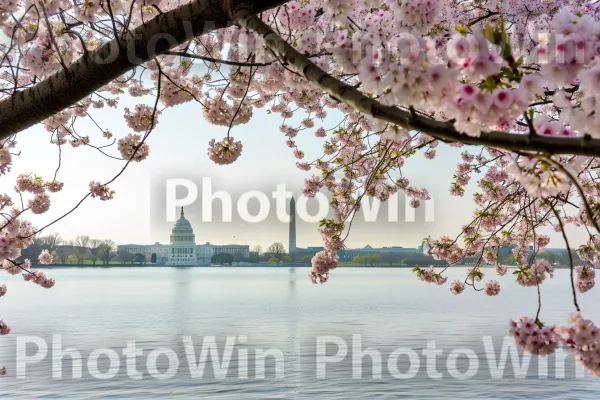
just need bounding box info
[1,85,586,251]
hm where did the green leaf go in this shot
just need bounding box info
[482,23,496,43]
[515,56,524,66]
[455,25,470,35]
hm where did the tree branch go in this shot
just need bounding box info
[0,0,287,139]
[237,11,600,157]
[164,51,271,67]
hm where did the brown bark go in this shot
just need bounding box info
[237,11,600,157]
[0,0,287,140]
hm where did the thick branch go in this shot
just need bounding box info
[0,0,287,139]
[164,51,270,67]
[238,12,600,157]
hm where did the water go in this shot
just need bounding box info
[1,267,600,399]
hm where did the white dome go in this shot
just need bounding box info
[170,208,195,244]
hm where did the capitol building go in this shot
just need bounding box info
[117,208,249,266]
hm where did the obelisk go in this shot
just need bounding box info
[289,197,297,256]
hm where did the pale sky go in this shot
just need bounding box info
[0,88,587,251]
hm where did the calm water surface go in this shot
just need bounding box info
[1,267,600,399]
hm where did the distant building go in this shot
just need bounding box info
[338,245,419,261]
[291,244,420,262]
[294,246,324,259]
[118,208,249,266]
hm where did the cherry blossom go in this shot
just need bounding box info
[89,182,115,201]
[207,137,243,165]
[23,270,55,288]
[466,267,484,282]
[515,260,555,287]
[484,280,501,296]
[118,134,150,162]
[309,250,338,284]
[124,105,160,133]
[495,265,508,276]
[38,250,53,265]
[509,317,559,356]
[575,266,596,293]
[28,193,50,214]
[555,313,600,376]
[0,320,10,335]
[449,280,465,295]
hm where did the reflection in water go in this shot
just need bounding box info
[173,268,192,336]
[0,267,599,399]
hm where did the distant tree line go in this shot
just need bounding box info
[24,236,501,268]
[21,234,144,266]
[350,252,447,267]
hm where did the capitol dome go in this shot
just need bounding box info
[170,208,195,244]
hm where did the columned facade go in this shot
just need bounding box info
[117,207,250,266]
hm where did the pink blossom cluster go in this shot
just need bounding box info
[21,33,75,76]
[28,193,50,214]
[15,174,44,194]
[0,147,11,171]
[118,134,150,162]
[45,181,64,193]
[89,181,115,201]
[0,215,35,262]
[203,97,252,127]
[23,270,55,289]
[309,250,338,284]
[207,137,243,165]
[577,237,600,266]
[509,317,560,356]
[515,259,555,287]
[128,80,151,97]
[0,320,10,336]
[429,236,462,264]
[159,71,201,107]
[0,284,6,297]
[325,0,357,23]
[391,0,442,33]
[532,115,576,138]
[484,280,501,296]
[2,259,19,275]
[536,10,600,138]
[415,266,448,285]
[38,249,53,265]
[13,174,60,215]
[495,265,508,276]
[466,267,484,282]
[448,83,537,138]
[555,313,600,376]
[318,223,345,251]
[449,280,465,295]
[507,156,572,198]
[123,105,160,132]
[575,266,596,293]
[482,250,497,265]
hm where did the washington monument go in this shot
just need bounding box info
[289,197,297,256]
